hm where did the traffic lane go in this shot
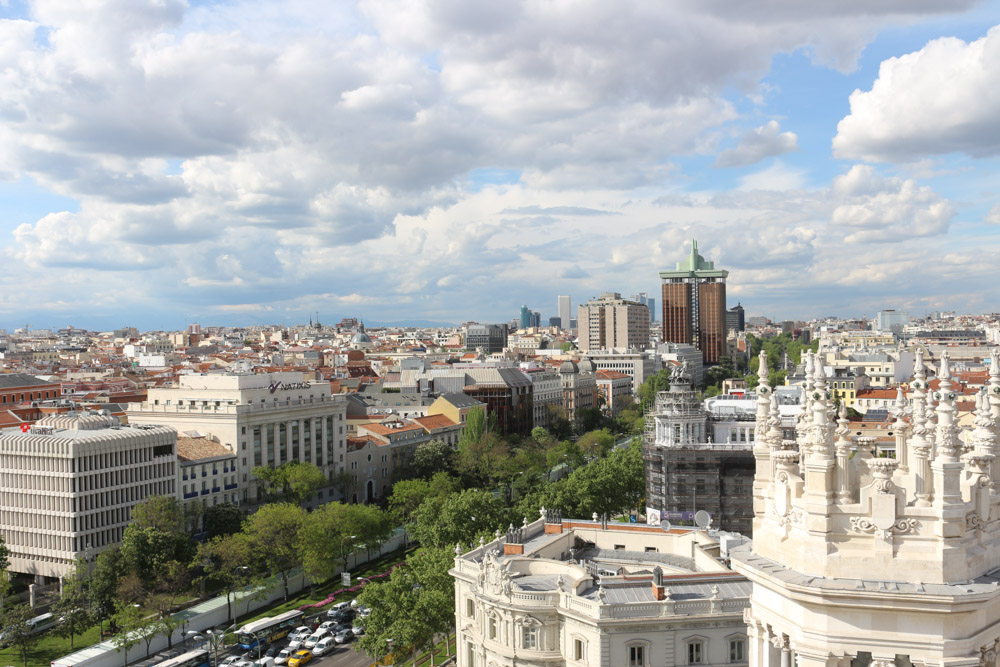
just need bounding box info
[316,644,373,667]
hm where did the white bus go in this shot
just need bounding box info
[236,610,304,651]
[153,648,212,667]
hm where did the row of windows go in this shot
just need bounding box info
[0,389,57,403]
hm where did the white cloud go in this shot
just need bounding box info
[738,161,807,191]
[986,203,1000,225]
[715,121,799,168]
[830,165,954,243]
[834,25,1000,162]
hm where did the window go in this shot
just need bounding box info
[522,627,537,650]
[488,617,497,640]
[466,599,474,617]
[729,638,746,662]
[687,641,704,664]
[574,638,587,662]
[628,645,645,667]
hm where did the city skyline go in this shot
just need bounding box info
[2,2,1000,329]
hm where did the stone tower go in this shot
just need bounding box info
[731,348,1000,666]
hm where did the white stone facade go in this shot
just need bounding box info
[127,372,347,506]
[731,347,1000,666]
[0,413,177,579]
[452,514,751,667]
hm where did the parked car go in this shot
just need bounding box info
[220,657,243,667]
[351,622,364,636]
[325,602,350,619]
[333,629,354,644]
[357,605,372,617]
[274,649,293,666]
[256,658,275,667]
[287,650,312,667]
[312,637,337,657]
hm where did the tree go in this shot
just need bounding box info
[52,561,93,651]
[457,431,511,489]
[458,407,488,449]
[576,429,615,460]
[1,604,42,667]
[409,440,455,479]
[355,548,456,666]
[244,503,306,600]
[575,406,604,433]
[91,546,126,631]
[196,532,254,627]
[132,495,186,534]
[299,502,394,581]
[703,355,739,390]
[0,534,9,609]
[109,601,144,667]
[203,503,244,539]
[411,489,511,549]
[637,368,672,410]
[120,524,194,587]
[281,461,327,505]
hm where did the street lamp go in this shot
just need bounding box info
[205,630,226,667]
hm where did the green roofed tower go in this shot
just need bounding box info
[659,239,729,364]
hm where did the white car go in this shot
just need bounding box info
[317,621,337,632]
[351,622,364,636]
[255,658,275,667]
[274,649,293,666]
[290,626,312,639]
[220,657,242,667]
[357,605,372,617]
[303,631,330,650]
[312,637,337,657]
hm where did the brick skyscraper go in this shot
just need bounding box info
[659,239,728,364]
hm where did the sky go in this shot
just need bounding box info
[2,0,1000,331]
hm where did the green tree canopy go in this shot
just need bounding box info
[253,462,327,505]
[197,532,254,626]
[408,439,456,479]
[576,429,615,459]
[411,489,511,549]
[1,603,42,667]
[203,503,244,539]
[52,560,93,651]
[90,546,126,628]
[244,503,306,600]
[299,502,394,581]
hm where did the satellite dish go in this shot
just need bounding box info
[660,519,672,532]
[694,510,711,529]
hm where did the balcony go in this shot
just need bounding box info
[183,492,198,499]
[224,483,238,490]
[200,489,209,495]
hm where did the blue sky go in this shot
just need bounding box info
[1,0,1000,331]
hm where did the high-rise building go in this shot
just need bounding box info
[630,292,657,324]
[659,239,728,364]
[577,292,650,352]
[726,303,745,333]
[557,295,571,330]
[519,305,531,329]
[874,308,909,334]
[530,311,541,328]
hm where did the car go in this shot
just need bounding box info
[303,631,330,650]
[325,602,350,618]
[220,657,243,667]
[287,650,312,667]
[312,637,337,657]
[351,622,364,636]
[333,629,354,644]
[357,605,372,617]
[234,660,256,667]
[274,649,294,665]
[286,637,305,652]
[349,598,359,608]
[317,621,337,632]
[255,658,275,667]
[263,646,283,659]
[290,626,312,639]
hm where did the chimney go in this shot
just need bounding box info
[503,523,526,555]
[651,566,666,600]
[544,507,564,534]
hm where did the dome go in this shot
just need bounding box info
[352,331,372,344]
[577,356,596,373]
[559,360,579,374]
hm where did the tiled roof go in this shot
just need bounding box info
[177,437,234,463]
[413,414,458,430]
[0,374,57,389]
[361,421,424,436]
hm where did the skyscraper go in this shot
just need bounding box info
[659,239,728,364]
[557,295,571,330]
[519,304,531,329]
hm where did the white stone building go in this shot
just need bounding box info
[127,372,347,506]
[452,512,751,667]
[0,412,177,580]
[732,347,1000,666]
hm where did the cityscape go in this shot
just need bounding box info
[2,2,1000,667]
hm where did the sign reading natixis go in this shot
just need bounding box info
[267,381,311,394]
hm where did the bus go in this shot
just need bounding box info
[153,648,212,667]
[236,610,304,651]
[28,613,58,634]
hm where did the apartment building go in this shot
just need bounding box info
[0,413,176,580]
[577,292,650,352]
[127,372,347,506]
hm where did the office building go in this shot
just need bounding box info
[557,295,572,331]
[0,413,177,579]
[452,511,751,667]
[127,372,347,507]
[464,324,508,354]
[874,309,910,334]
[577,292,650,352]
[726,303,745,333]
[660,239,728,364]
[630,292,657,324]
[520,305,531,330]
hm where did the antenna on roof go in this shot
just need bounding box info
[694,510,712,529]
[659,519,672,532]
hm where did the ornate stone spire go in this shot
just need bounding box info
[972,389,996,457]
[988,348,1000,423]
[806,352,833,459]
[933,352,961,462]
